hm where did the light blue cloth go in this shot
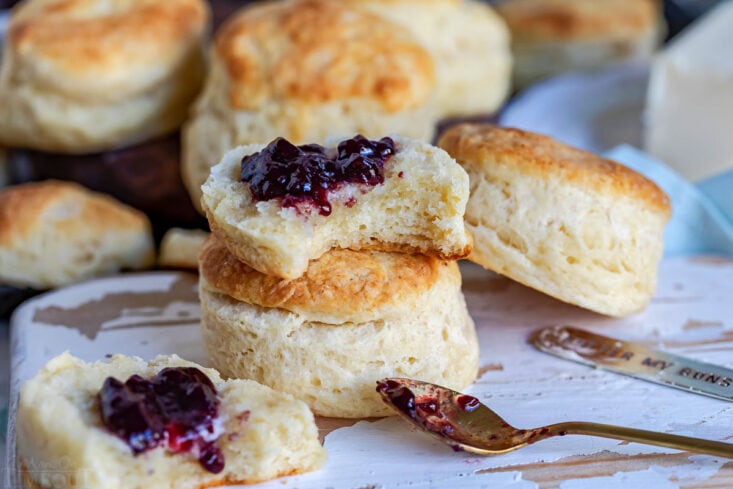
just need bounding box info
[605,145,733,257]
[699,171,733,229]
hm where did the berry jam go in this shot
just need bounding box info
[377,381,462,439]
[98,367,225,473]
[240,135,395,216]
[377,380,416,417]
[455,394,480,412]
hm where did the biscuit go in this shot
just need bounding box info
[494,0,662,88]
[17,353,326,489]
[199,237,479,418]
[0,0,210,153]
[438,124,671,316]
[345,0,512,118]
[0,180,155,288]
[182,0,436,211]
[158,227,210,270]
[201,135,471,279]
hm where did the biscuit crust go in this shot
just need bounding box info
[215,0,434,113]
[439,124,670,214]
[0,0,211,152]
[0,181,147,246]
[199,235,455,324]
[8,0,209,97]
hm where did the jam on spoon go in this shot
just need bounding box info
[377,378,733,458]
[98,367,225,473]
[240,135,396,216]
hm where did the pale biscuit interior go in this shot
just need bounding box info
[199,268,479,418]
[17,353,326,489]
[201,135,472,279]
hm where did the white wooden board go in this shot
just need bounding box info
[5,257,733,488]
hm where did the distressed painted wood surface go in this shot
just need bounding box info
[5,257,733,488]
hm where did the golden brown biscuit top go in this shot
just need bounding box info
[199,235,457,323]
[7,0,210,98]
[494,0,660,41]
[0,180,151,247]
[215,0,434,112]
[438,124,671,216]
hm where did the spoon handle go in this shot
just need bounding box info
[551,422,733,458]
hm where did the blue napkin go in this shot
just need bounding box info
[605,145,733,257]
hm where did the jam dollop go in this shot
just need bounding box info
[240,135,395,216]
[98,367,225,473]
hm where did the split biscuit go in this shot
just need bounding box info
[17,352,326,489]
[201,135,471,279]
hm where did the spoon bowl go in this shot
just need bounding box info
[376,378,733,458]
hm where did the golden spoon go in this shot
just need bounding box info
[376,378,733,458]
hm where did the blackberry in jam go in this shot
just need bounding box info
[98,367,225,473]
[240,135,395,216]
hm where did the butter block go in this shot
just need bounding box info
[645,1,733,181]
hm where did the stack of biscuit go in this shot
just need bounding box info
[198,135,480,418]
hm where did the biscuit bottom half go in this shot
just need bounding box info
[199,276,479,419]
[16,353,326,489]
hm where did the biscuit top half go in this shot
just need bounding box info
[199,235,459,324]
[214,0,435,113]
[0,180,151,247]
[6,0,210,99]
[438,124,671,216]
[494,0,661,41]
